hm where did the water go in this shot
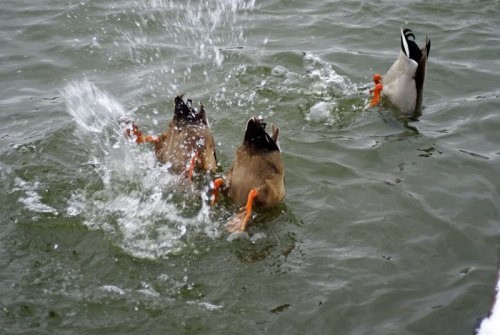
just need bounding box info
[1,0,500,334]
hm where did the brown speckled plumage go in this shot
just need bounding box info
[225,117,285,209]
[154,96,217,174]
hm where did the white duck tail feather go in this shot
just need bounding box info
[400,27,410,58]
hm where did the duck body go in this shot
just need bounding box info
[154,96,217,175]
[227,136,285,210]
[212,117,285,232]
[373,28,430,119]
[382,50,420,115]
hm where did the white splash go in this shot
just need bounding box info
[62,78,129,157]
[119,0,256,68]
[13,177,59,216]
[187,300,223,311]
[63,79,126,133]
[304,52,357,96]
[100,285,125,295]
[307,101,337,122]
[62,79,221,259]
[476,270,500,335]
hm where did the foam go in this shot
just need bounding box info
[14,177,59,216]
[62,79,221,259]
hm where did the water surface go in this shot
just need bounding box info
[1,1,500,334]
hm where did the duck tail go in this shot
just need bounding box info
[414,35,431,116]
[400,28,423,63]
[174,95,197,121]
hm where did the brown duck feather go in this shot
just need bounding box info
[155,96,217,174]
[226,116,285,209]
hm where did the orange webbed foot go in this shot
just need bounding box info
[226,188,258,233]
[370,80,384,107]
[124,121,141,139]
[211,178,225,206]
[136,134,160,144]
[124,122,160,144]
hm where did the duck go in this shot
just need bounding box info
[126,95,217,179]
[211,116,285,232]
[370,27,431,119]
[475,268,500,335]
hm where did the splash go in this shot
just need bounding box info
[307,101,337,123]
[62,79,220,259]
[13,177,59,216]
[112,0,256,70]
[98,0,257,109]
[303,52,357,96]
[215,52,361,125]
[62,78,129,156]
[148,0,255,66]
[303,53,365,126]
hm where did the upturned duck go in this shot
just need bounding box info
[211,116,285,232]
[370,28,431,119]
[126,95,217,179]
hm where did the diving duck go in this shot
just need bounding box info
[126,95,217,179]
[211,116,285,232]
[370,28,431,119]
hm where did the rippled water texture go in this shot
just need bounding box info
[1,1,500,334]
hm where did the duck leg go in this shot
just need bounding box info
[369,74,383,107]
[185,151,200,182]
[226,188,258,233]
[210,178,225,206]
[240,188,258,231]
[125,122,160,144]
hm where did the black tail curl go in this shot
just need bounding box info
[401,28,423,63]
[244,117,280,152]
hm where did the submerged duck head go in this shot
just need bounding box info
[243,116,280,152]
[173,95,208,125]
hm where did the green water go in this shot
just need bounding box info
[1,1,500,334]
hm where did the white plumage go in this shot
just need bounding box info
[374,28,431,119]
